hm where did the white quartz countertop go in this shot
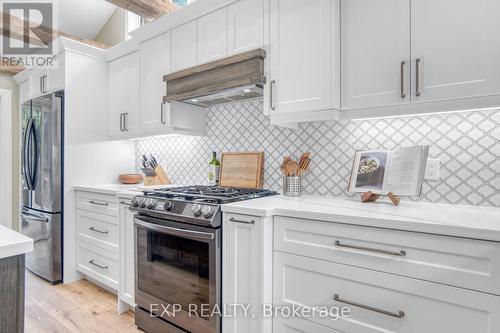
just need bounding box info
[0,225,33,260]
[73,184,180,198]
[222,195,500,242]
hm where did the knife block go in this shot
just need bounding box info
[143,166,172,186]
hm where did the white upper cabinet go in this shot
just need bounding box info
[46,53,65,93]
[107,52,140,138]
[411,0,500,102]
[269,0,336,115]
[197,8,228,64]
[228,0,264,55]
[140,32,171,131]
[341,0,410,109]
[19,78,30,104]
[171,21,197,72]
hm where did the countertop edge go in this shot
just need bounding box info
[0,239,34,260]
[221,202,500,242]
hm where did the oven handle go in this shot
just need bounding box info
[134,218,215,241]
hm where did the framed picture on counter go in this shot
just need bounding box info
[348,145,429,196]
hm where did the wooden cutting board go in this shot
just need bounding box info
[219,152,264,189]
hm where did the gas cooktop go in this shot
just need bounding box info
[142,185,277,204]
[131,186,277,228]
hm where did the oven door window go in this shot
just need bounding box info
[136,226,211,319]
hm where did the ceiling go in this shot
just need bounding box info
[57,0,117,40]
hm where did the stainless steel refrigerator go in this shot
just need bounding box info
[20,91,64,284]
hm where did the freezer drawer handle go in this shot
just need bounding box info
[334,240,406,257]
[229,217,255,224]
[22,212,49,223]
[334,294,405,319]
[89,227,108,234]
[88,260,108,270]
[89,200,109,206]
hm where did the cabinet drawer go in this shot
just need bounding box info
[77,209,119,252]
[274,317,340,333]
[274,216,500,295]
[76,191,119,217]
[274,252,500,333]
[77,240,118,290]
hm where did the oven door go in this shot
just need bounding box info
[135,216,221,333]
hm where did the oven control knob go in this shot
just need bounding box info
[131,197,140,207]
[146,199,157,209]
[139,198,147,208]
[163,201,173,211]
[202,205,214,218]
[192,204,202,217]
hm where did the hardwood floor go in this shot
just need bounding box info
[25,271,141,333]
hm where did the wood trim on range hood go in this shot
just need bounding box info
[163,48,266,104]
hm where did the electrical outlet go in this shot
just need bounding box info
[425,158,440,180]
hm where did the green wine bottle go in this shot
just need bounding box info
[208,152,220,185]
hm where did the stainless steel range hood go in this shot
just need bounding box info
[163,49,266,108]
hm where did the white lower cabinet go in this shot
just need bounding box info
[76,191,120,290]
[274,252,500,333]
[222,213,272,333]
[118,198,135,312]
[77,239,119,290]
[224,211,500,332]
[75,190,135,313]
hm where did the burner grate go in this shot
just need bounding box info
[143,185,277,203]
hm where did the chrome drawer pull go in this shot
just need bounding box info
[89,200,109,206]
[335,240,406,257]
[120,201,131,205]
[88,260,108,270]
[400,60,406,98]
[334,294,405,319]
[229,217,255,224]
[415,58,421,96]
[89,227,108,234]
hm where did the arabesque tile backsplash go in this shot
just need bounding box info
[136,99,500,207]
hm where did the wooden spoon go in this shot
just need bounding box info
[281,156,292,175]
[285,160,299,177]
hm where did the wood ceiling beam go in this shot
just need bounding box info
[105,0,179,21]
[0,11,108,75]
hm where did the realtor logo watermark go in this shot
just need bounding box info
[1,1,57,68]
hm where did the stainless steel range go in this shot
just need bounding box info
[132,186,277,333]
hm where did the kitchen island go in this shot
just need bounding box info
[0,225,33,333]
[221,196,500,333]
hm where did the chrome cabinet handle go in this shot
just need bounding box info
[119,113,124,132]
[89,227,108,234]
[43,75,47,93]
[270,80,276,110]
[335,240,406,257]
[124,112,129,131]
[120,200,130,205]
[334,294,405,318]
[229,217,255,224]
[415,58,421,97]
[400,61,406,98]
[89,200,108,206]
[88,260,108,270]
[160,102,166,124]
[40,76,44,94]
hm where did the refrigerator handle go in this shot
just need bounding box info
[30,120,39,189]
[22,119,33,190]
[22,211,49,223]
